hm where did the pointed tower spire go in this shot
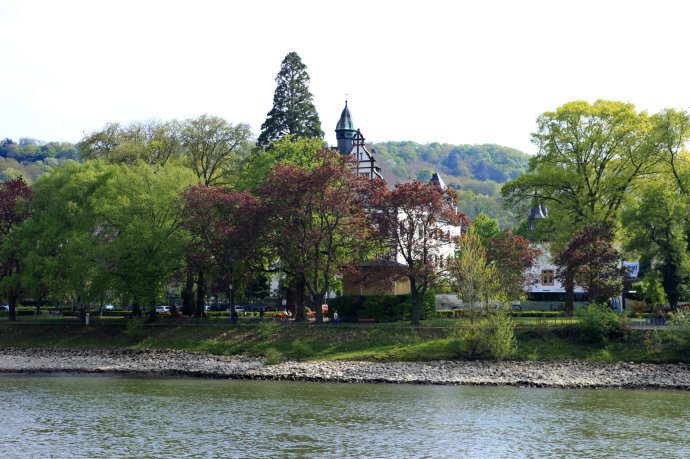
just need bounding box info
[335,101,357,155]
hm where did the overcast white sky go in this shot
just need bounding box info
[1,0,689,154]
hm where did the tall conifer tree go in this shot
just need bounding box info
[257,52,323,148]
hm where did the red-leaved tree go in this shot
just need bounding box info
[363,179,469,325]
[0,177,33,321]
[181,185,266,322]
[257,149,381,323]
[485,228,542,302]
[555,225,627,314]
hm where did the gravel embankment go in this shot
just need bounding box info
[1,347,688,389]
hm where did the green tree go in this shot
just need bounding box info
[16,161,117,321]
[235,136,326,191]
[632,271,667,310]
[99,162,196,319]
[78,120,183,166]
[472,212,502,245]
[622,181,690,310]
[502,100,656,237]
[19,161,195,320]
[502,101,657,311]
[651,108,690,196]
[180,115,252,186]
[449,225,500,324]
[257,52,323,148]
[416,169,435,182]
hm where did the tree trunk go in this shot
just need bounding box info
[286,283,296,318]
[132,299,143,317]
[229,285,238,324]
[313,290,325,324]
[181,270,195,316]
[296,275,306,321]
[661,263,681,311]
[8,294,17,322]
[564,281,575,316]
[77,293,86,323]
[410,280,420,326]
[148,296,158,323]
[195,270,205,318]
[290,275,307,322]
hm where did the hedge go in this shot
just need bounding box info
[510,311,565,318]
[436,310,455,318]
[0,309,36,316]
[327,292,435,322]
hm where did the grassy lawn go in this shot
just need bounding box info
[0,318,688,364]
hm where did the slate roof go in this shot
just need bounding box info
[364,143,408,189]
[336,102,355,132]
[430,172,447,189]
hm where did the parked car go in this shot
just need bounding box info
[103,305,117,310]
[208,302,228,311]
[0,305,9,311]
[246,305,275,312]
[156,305,170,313]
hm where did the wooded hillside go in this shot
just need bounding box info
[371,141,530,227]
[0,136,528,227]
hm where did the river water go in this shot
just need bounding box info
[0,374,688,458]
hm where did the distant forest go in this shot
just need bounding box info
[371,141,530,227]
[0,138,79,183]
[0,137,529,228]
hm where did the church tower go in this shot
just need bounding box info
[335,101,357,155]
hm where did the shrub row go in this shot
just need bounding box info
[510,311,565,318]
[327,292,435,322]
[0,309,37,316]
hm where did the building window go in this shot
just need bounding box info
[541,269,554,286]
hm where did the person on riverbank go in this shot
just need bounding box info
[333,310,339,325]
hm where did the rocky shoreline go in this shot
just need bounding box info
[1,347,689,390]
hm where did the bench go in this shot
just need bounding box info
[357,318,376,324]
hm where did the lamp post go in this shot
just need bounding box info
[229,284,233,324]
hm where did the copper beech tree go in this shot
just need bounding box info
[0,177,33,321]
[363,179,469,325]
[485,229,542,302]
[181,185,265,322]
[555,225,628,314]
[256,149,381,323]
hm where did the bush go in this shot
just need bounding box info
[666,311,690,351]
[454,312,517,360]
[126,316,145,339]
[263,347,284,366]
[256,321,281,340]
[436,310,455,318]
[576,303,621,343]
[0,308,37,316]
[511,311,564,318]
[290,339,313,360]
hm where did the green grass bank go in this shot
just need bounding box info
[0,320,688,364]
